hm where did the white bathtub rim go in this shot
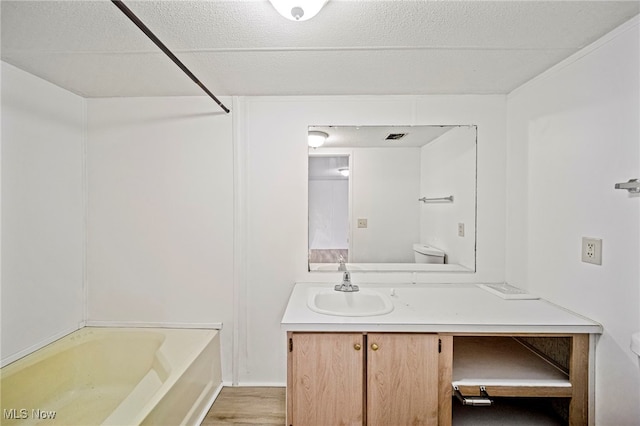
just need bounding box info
[85,321,223,329]
[1,322,223,368]
[1,326,219,375]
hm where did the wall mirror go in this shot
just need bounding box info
[308,125,477,272]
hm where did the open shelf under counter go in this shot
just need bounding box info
[452,336,572,398]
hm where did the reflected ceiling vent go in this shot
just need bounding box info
[385,133,407,141]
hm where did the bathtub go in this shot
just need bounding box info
[0,327,222,425]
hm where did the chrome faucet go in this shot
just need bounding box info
[335,271,359,292]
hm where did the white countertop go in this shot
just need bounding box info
[309,263,473,272]
[281,283,603,334]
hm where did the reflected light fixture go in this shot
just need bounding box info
[268,0,329,21]
[308,131,328,148]
[338,167,349,177]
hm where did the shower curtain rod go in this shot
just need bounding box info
[111,0,230,114]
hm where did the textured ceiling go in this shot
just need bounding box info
[2,1,639,98]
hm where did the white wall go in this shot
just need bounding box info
[85,97,235,381]
[506,18,640,424]
[420,126,476,268]
[351,147,420,263]
[1,62,85,365]
[237,95,506,384]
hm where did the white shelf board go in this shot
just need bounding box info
[452,336,570,387]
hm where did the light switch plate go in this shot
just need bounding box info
[458,223,465,237]
[357,218,368,228]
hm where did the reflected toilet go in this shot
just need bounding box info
[413,243,446,264]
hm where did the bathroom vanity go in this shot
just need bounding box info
[281,283,602,426]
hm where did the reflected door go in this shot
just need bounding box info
[308,155,350,264]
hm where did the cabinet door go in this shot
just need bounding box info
[367,333,439,426]
[289,333,364,426]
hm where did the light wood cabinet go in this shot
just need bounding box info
[287,332,590,426]
[366,333,439,426]
[287,332,442,426]
[287,333,364,426]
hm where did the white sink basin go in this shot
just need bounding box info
[307,288,394,317]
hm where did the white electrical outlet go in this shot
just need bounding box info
[458,223,465,237]
[581,237,602,265]
[357,218,368,228]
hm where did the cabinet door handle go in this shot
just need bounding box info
[371,343,379,351]
[354,343,362,351]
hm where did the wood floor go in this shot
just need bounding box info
[201,387,286,425]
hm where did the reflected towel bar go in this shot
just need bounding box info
[419,196,454,203]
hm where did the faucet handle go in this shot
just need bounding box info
[335,270,358,292]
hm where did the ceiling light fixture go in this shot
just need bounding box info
[308,131,328,148]
[268,0,328,21]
